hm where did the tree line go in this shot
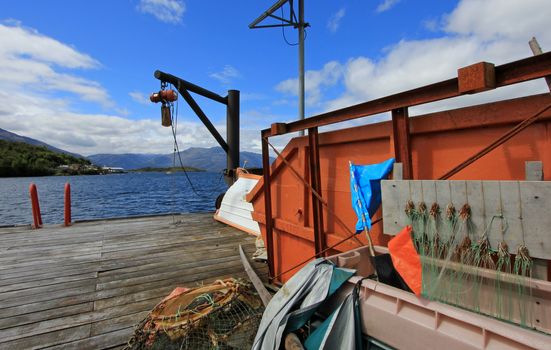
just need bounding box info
[0,140,94,177]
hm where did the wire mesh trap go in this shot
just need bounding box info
[125,278,264,350]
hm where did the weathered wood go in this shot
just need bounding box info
[46,327,134,350]
[0,325,91,349]
[382,180,551,260]
[239,244,272,306]
[0,213,268,349]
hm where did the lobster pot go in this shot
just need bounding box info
[126,279,264,350]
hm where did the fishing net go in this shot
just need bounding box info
[125,278,264,350]
[406,198,536,330]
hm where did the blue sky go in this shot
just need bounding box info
[0,0,549,155]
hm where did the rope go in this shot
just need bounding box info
[263,137,384,280]
[264,137,365,245]
[273,218,383,281]
[167,85,203,197]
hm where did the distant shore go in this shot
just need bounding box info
[129,166,205,173]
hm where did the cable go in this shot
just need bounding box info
[280,5,308,46]
[272,218,383,281]
[165,84,204,197]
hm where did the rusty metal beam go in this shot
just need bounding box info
[261,133,275,280]
[391,107,413,179]
[262,52,551,137]
[439,101,551,179]
[495,51,551,86]
[308,127,325,257]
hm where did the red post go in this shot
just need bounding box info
[64,183,71,226]
[29,183,42,229]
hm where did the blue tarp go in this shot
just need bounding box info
[350,158,395,232]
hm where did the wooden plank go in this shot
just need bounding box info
[239,245,272,306]
[0,324,91,349]
[0,272,98,294]
[526,161,544,181]
[0,298,155,342]
[0,213,268,348]
[96,259,244,291]
[0,279,98,302]
[0,302,93,330]
[91,311,149,336]
[0,283,98,309]
[97,251,244,283]
[382,180,551,259]
[46,327,134,350]
[0,263,100,286]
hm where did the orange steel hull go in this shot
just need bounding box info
[248,93,551,282]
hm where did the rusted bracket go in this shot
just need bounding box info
[308,127,325,257]
[391,107,413,179]
[261,134,275,280]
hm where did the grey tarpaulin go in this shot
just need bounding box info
[304,293,357,350]
[252,259,355,350]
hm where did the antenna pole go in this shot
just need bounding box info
[250,0,308,136]
[298,0,305,136]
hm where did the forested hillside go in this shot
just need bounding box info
[0,140,93,177]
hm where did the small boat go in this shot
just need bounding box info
[214,168,261,236]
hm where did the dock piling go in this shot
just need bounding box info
[64,183,71,226]
[29,183,42,229]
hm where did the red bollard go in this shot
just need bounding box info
[29,183,42,229]
[64,183,71,226]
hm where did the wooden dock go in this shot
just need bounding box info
[0,213,267,349]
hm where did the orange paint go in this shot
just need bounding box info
[29,183,42,229]
[250,93,551,282]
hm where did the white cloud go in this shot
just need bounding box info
[327,8,346,33]
[276,61,343,107]
[137,0,185,24]
[444,0,549,41]
[283,0,550,117]
[423,18,439,32]
[0,23,111,106]
[210,65,240,85]
[0,24,98,69]
[376,0,400,13]
[0,23,275,156]
[129,91,151,105]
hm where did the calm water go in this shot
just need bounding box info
[0,172,227,226]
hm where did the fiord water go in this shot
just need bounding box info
[0,172,227,226]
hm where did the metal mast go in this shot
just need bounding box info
[250,0,308,136]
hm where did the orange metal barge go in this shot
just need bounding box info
[247,52,551,283]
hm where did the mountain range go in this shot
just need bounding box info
[87,147,267,172]
[0,128,267,172]
[0,128,82,158]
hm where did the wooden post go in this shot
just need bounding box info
[526,160,549,281]
[308,127,325,257]
[529,37,551,90]
[391,107,413,179]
